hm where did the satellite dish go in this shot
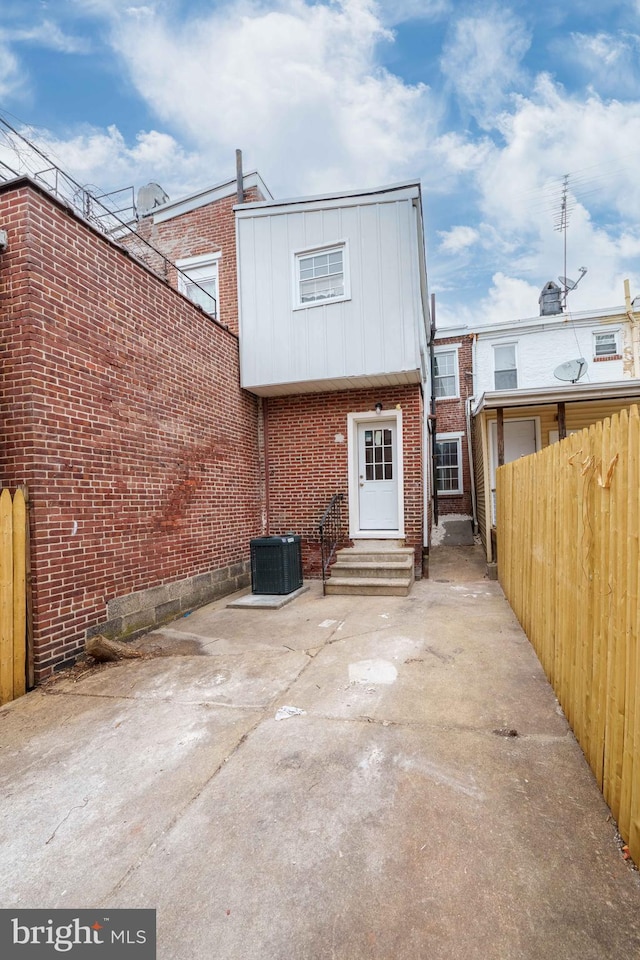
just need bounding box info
[554,358,587,383]
[137,182,170,216]
[559,276,578,290]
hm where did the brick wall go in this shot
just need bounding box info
[131,186,263,336]
[0,181,262,681]
[264,385,424,576]
[433,334,474,516]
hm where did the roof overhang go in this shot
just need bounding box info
[234,180,421,219]
[151,171,273,223]
[472,379,640,415]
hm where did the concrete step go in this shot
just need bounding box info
[324,576,414,597]
[330,557,414,579]
[334,550,415,565]
[326,545,416,595]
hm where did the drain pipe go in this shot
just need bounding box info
[429,293,438,527]
[262,397,271,534]
[465,395,478,534]
[236,149,244,205]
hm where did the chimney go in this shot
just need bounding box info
[538,280,563,316]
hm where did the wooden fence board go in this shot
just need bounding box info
[0,487,29,705]
[1,489,14,704]
[619,406,639,841]
[12,488,27,699]
[497,406,640,867]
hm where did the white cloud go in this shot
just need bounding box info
[0,43,23,100]
[440,272,542,328]
[75,0,435,195]
[478,77,640,230]
[0,122,206,203]
[439,225,479,253]
[379,0,451,24]
[561,30,640,96]
[0,20,90,54]
[440,7,531,126]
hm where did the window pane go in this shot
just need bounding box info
[435,375,456,398]
[300,274,344,302]
[298,247,345,304]
[185,278,217,315]
[494,344,516,369]
[595,333,617,356]
[434,351,457,397]
[495,369,518,390]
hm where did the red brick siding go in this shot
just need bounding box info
[433,334,474,516]
[130,187,263,336]
[264,385,424,576]
[0,183,261,681]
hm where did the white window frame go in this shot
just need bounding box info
[593,329,619,358]
[493,342,518,390]
[176,252,221,318]
[435,431,464,496]
[292,241,350,310]
[433,346,460,399]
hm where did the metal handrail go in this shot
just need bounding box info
[319,493,345,594]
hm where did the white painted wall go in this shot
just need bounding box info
[473,313,630,395]
[236,185,427,394]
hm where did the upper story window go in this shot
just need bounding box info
[294,242,349,308]
[593,330,619,359]
[493,343,517,390]
[433,348,459,399]
[176,253,220,318]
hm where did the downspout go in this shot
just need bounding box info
[429,294,438,527]
[236,149,244,205]
[624,278,640,379]
[465,394,478,534]
[413,193,432,556]
[263,397,271,534]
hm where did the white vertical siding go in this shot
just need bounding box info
[237,191,424,393]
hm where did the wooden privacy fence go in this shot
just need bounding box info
[497,405,639,866]
[0,487,28,705]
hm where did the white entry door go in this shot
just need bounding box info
[489,417,538,523]
[358,420,399,530]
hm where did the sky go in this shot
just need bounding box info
[1,0,640,328]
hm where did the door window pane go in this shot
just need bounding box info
[364,426,393,481]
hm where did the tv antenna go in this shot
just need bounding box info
[553,174,587,307]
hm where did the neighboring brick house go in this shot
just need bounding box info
[432,331,474,519]
[0,177,262,682]
[0,170,433,683]
[127,171,272,335]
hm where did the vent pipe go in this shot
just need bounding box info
[236,149,244,205]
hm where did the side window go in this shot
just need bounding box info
[435,434,463,494]
[433,349,459,398]
[176,254,220,318]
[494,343,517,390]
[293,243,349,308]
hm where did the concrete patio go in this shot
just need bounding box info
[1,544,639,959]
